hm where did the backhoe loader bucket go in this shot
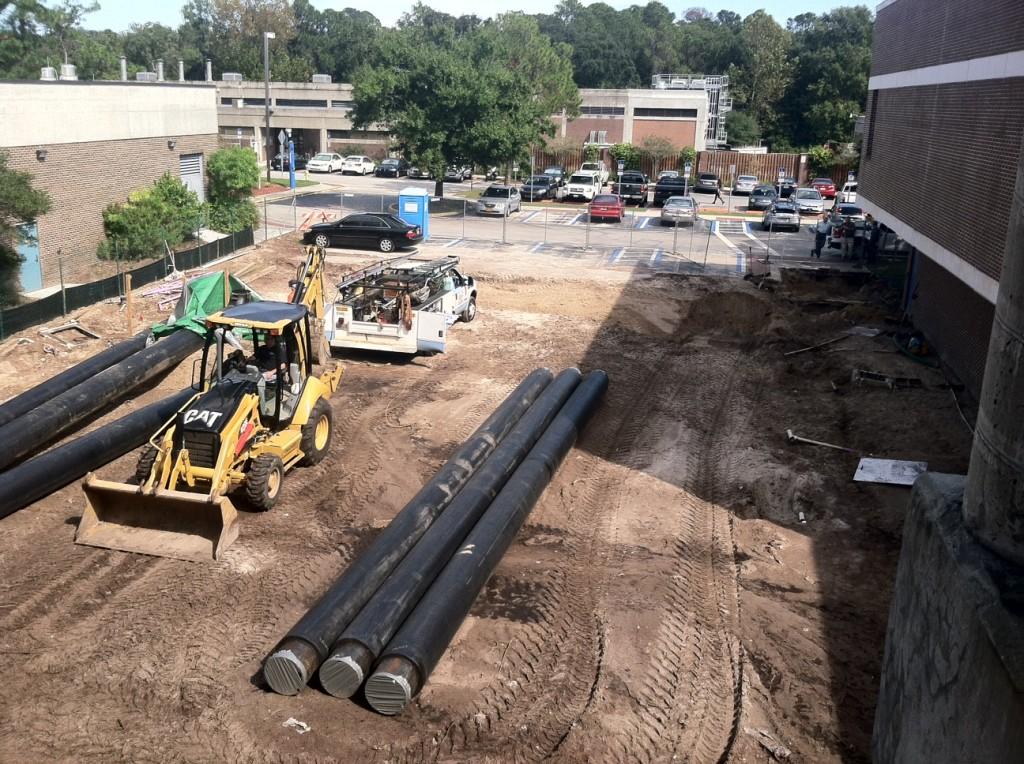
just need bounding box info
[76,474,240,562]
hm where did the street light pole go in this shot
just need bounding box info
[263,31,276,183]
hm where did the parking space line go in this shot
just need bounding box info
[610,247,624,264]
[568,213,584,226]
[649,248,663,266]
[637,216,652,229]
[443,238,463,248]
[529,242,546,254]
[520,211,540,224]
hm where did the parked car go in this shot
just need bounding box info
[476,185,522,216]
[747,185,778,211]
[694,172,721,193]
[810,177,837,199]
[658,170,680,181]
[543,166,567,187]
[589,194,625,223]
[660,195,698,226]
[776,177,798,198]
[732,175,758,195]
[653,176,690,206]
[565,171,602,201]
[342,155,376,175]
[579,161,609,185]
[303,213,423,253]
[307,152,343,173]
[443,165,472,182]
[792,187,825,214]
[485,166,502,181]
[611,171,649,205]
[408,166,431,179]
[271,153,308,171]
[521,175,557,201]
[762,201,801,231]
[839,181,858,203]
[375,158,409,178]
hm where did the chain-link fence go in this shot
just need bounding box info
[0,229,254,341]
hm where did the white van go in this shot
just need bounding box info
[565,171,602,201]
[839,181,858,203]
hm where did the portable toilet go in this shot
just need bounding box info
[398,187,430,241]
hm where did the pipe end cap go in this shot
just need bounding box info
[320,654,364,698]
[263,650,308,696]
[365,671,413,715]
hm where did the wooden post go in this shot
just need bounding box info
[223,270,231,307]
[125,273,133,335]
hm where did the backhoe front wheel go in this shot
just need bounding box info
[133,445,159,485]
[245,454,284,511]
[300,399,333,466]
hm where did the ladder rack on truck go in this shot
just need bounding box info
[324,255,478,355]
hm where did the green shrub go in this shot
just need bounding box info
[206,198,259,234]
[98,174,200,261]
[207,147,260,234]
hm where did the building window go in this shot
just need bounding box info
[579,105,625,116]
[331,100,355,109]
[275,98,328,108]
[633,107,698,118]
[220,97,235,106]
[866,90,878,160]
[242,98,266,107]
[586,130,609,145]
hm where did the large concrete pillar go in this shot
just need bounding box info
[319,127,328,154]
[119,56,127,82]
[963,142,1024,566]
[205,59,213,83]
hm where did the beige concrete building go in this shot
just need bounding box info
[215,79,390,162]
[1,80,218,290]
[554,88,710,152]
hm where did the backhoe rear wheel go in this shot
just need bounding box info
[245,454,285,511]
[133,445,159,485]
[300,399,333,466]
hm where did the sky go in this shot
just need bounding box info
[85,0,862,32]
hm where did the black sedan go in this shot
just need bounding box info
[375,158,409,178]
[521,175,556,200]
[408,166,431,179]
[271,153,307,171]
[303,213,422,253]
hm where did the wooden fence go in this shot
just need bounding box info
[696,151,809,185]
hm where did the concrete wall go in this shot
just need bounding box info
[873,473,1024,763]
[0,81,217,148]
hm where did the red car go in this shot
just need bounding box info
[811,178,837,199]
[589,193,625,223]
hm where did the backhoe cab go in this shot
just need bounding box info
[76,301,343,562]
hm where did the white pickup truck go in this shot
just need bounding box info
[565,170,602,201]
[324,255,477,354]
[579,161,610,186]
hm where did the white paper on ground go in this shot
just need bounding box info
[853,458,928,486]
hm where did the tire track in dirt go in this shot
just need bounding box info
[385,347,666,763]
[616,349,743,764]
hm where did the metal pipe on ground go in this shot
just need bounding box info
[319,368,583,697]
[262,368,556,696]
[365,370,609,715]
[0,330,202,472]
[0,388,195,521]
[0,332,149,428]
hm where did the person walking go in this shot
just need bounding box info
[840,217,856,260]
[812,213,828,258]
[709,181,724,205]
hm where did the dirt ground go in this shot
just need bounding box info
[0,235,974,763]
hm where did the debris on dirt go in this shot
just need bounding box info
[282,718,311,735]
[746,727,792,759]
[851,368,923,390]
[784,334,848,356]
[785,428,859,454]
[853,458,928,486]
[39,320,101,346]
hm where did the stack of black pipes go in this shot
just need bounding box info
[262,366,608,714]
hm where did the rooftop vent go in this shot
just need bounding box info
[311,73,332,84]
[222,72,244,82]
[58,64,77,81]
[136,71,158,82]
[40,66,57,81]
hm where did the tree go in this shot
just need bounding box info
[206,147,260,233]
[609,143,641,176]
[98,174,200,261]
[730,11,792,136]
[0,150,52,305]
[807,145,835,177]
[725,111,760,146]
[180,0,299,80]
[353,13,578,197]
[639,135,677,176]
[290,0,380,84]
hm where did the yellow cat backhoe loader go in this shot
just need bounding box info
[76,300,343,562]
[289,244,330,363]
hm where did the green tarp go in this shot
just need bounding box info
[151,272,262,338]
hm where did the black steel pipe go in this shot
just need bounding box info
[365,370,608,715]
[262,368,556,695]
[0,388,195,521]
[0,332,149,429]
[0,330,202,472]
[320,368,582,697]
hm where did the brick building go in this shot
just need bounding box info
[858,0,1024,397]
[1,80,218,291]
[553,88,709,152]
